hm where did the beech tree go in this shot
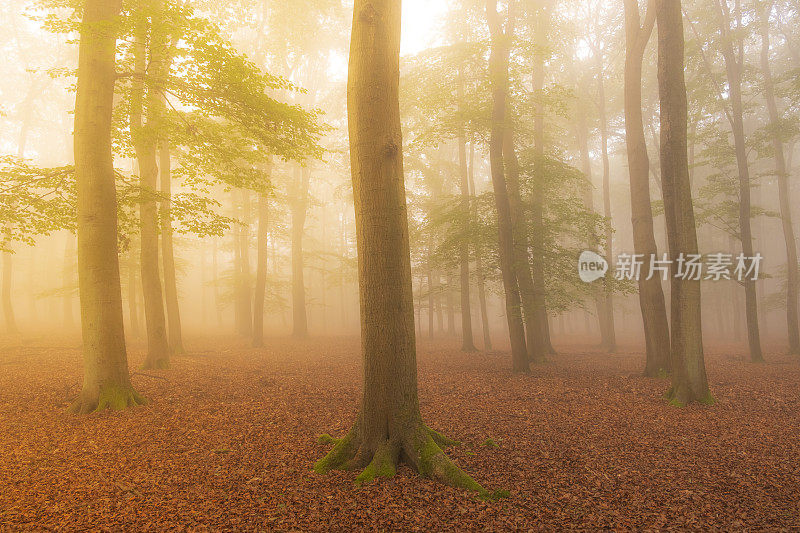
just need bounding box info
[624,0,671,376]
[315,0,490,494]
[657,0,712,405]
[71,0,144,413]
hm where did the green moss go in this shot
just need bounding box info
[355,444,397,486]
[479,489,510,501]
[698,392,717,406]
[481,438,499,449]
[317,434,338,445]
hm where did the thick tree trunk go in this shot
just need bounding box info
[131,6,170,370]
[486,0,529,372]
[657,0,711,405]
[624,0,671,376]
[759,5,800,355]
[291,165,310,338]
[457,136,477,351]
[468,142,493,351]
[71,0,143,413]
[159,143,185,354]
[596,57,618,353]
[716,0,763,362]
[316,0,485,495]
[253,186,270,348]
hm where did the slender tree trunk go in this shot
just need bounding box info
[131,6,170,370]
[657,0,711,405]
[237,189,253,337]
[63,235,76,330]
[212,238,222,328]
[716,0,763,362]
[316,0,485,495]
[596,54,618,353]
[127,245,141,338]
[291,165,310,338]
[253,180,270,348]
[71,0,143,413]
[624,0,671,375]
[486,0,529,372]
[457,131,477,351]
[159,143,185,354]
[759,4,800,355]
[504,130,546,363]
[468,142,493,351]
[576,96,607,346]
[530,3,554,356]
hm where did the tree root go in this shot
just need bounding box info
[68,385,147,414]
[315,424,502,498]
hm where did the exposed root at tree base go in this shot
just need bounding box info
[68,386,147,415]
[314,424,503,498]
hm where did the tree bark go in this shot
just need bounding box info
[624,0,671,375]
[131,2,170,370]
[159,142,185,354]
[457,135,477,351]
[63,234,76,330]
[596,52,618,353]
[253,165,271,348]
[291,165,310,338]
[485,0,530,373]
[316,0,485,495]
[759,3,800,355]
[71,0,144,413]
[657,0,711,405]
[715,0,763,362]
[468,141,493,351]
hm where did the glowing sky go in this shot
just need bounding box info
[400,0,448,55]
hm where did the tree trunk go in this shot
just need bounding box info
[316,0,485,495]
[716,0,763,362]
[759,3,800,355]
[468,142,492,351]
[63,234,76,330]
[530,3,554,356]
[291,165,310,338]
[486,0,530,373]
[131,5,170,370]
[127,245,141,338]
[236,189,253,337]
[71,0,143,413]
[253,181,270,348]
[624,0,671,376]
[596,54,618,353]
[457,135,477,351]
[657,0,711,405]
[159,143,185,354]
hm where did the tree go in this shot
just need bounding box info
[758,1,799,355]
[715,0,764,362]
[70,0,144,413]
[657,0,712,405]
[486,0,530,373]
[159,143,185,354]
[624,0,671,376]
[130,0,172,370]
[316,0,487,494]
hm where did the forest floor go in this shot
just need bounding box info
[1,335,799,531]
